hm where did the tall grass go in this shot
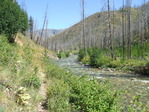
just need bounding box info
[0,35,41,111]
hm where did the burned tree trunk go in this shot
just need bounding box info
[107,0,114,59]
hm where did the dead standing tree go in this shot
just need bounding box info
[81,0,87,53]
[107,0,114,59]
[36,5,48,45]
[44,20,49,56]
[112,0,115,46]
[126,0,132,59]
[122,0,126,58]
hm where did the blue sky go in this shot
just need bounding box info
[17,0,148,29]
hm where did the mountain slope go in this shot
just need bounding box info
[35,29,65,38]
[48,2,149,52]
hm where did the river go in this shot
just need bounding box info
[56,55,149,108]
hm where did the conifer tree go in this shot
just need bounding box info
[0,0,28,42]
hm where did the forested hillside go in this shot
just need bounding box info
[48,2,149,54]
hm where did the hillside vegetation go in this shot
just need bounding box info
[1,34,148,111]
[0,34,56,111]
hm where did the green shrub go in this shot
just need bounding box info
[108,59,122,68]
[87,47,100,66]
[81,56,90,64]
[69,76,121,112]
[47,79,70,112]
[22,67,41,89]
[0,35,16,65]
[66,52,70,57]
[57,51,66,59]
[78,49,87,61]
[57,51,70,59]
[0,0,28,42]
[87,47,112,67]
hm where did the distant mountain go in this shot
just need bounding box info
[35,29,65,38]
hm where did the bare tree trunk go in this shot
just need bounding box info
[112,0,115,55]
[81,0,87,53]
[122,0,125,58]
[140,0,146,58]
[147,12,149,43]
[33,19,38,42]
[127,0,132,59]
[140,11,144,58]
[107,0,114,59]
[38,5,48,45]
[44,20,49,57]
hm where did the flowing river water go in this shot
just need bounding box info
[56,55,149,108]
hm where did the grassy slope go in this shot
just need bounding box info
[0,34,56,112]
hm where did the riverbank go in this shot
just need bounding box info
[78,48,149,76]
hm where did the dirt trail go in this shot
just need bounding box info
[35,72,47,112]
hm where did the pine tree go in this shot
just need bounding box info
[0,0,28,42]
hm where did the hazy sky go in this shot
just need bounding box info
[17,0,148,29]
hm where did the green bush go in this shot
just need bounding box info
[57,51,66,59]
[81,56,90,64]
[22,67,41,89]
[65,51,70,57]
[47,79,70,112]
[108,59,122,68]
[57,51,70,59]
[78,49,87,61]
[69,76,121,112]
[87,47,112,67]
[0,35,16,65]
[88,47,101,66]
[0,0,28,42]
